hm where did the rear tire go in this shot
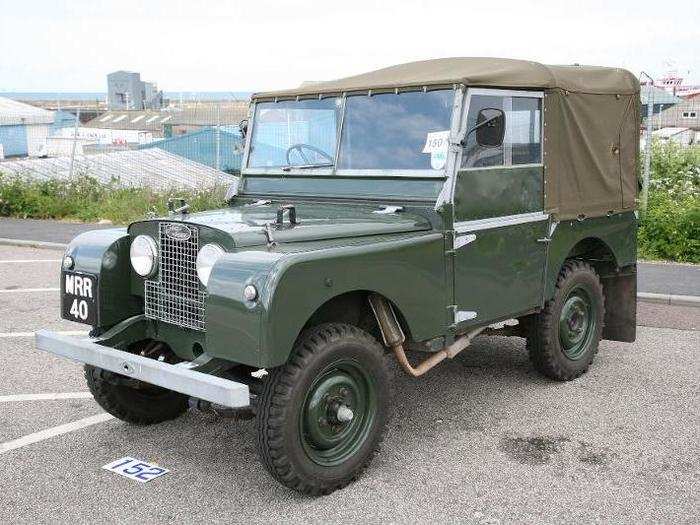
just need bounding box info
[527,260,605,381]
[256,323,392,496]
[85,365,188,425]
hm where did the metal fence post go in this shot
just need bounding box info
[640,71,655,211]
[69,107,80,180]
[215,103,221,172]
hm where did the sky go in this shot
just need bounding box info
[0,0,698,93]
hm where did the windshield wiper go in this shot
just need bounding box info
[281,163,334,171]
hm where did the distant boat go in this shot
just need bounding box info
[641,72,700,98]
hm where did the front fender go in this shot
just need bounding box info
[65,228,141,328]
[205,233,447,369]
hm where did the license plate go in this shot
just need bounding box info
[61,271,98,325]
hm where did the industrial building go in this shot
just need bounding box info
[654,99,700,131]
[640,85,682,117]
[107,71,163,110]
[84,102,249,139]
[139,126,243,172]
[0,97,55,158]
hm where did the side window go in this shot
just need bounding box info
[509,97,542,165]
[461,93,542,168]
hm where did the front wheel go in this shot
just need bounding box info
[256,323,392,495]
[527,260,605,381]
[85,365,189,425]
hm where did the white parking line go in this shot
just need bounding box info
[0,330,88,338]
[0,260,61,264]
[0,392,93,403]
[0,288,60,293]
[0,413,113,455]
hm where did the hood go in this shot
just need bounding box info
[153,203,432,247]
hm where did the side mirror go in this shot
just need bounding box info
[474,108,505,148]
[238,118,249,138]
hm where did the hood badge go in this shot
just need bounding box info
[165,223,192,241]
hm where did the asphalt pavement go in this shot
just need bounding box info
[0,244,698,524]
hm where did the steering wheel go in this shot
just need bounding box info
[285,144,334,166]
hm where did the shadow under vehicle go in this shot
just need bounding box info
[36,57,640,495]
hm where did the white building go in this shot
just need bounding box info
[0,97,55,158]
[45,126,154,156]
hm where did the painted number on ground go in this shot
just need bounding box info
[102,457,169,483]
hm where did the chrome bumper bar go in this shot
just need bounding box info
[34,330,250,408]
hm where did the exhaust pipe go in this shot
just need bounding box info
[368,294,485,377]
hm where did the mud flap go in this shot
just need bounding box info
[601,264,637,343]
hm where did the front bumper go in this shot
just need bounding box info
[35,330,250,408]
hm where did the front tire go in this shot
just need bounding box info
[256,323,392,496]
[527,260,605,381]
[85,365,189,425]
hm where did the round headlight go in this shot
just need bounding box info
[130,235,158,277]
[196,244,224,285]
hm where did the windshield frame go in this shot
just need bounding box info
[242,86,458,179]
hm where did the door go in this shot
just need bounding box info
[452,89,548,326]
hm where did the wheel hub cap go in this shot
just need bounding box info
[299,360,376,466]
[559,288,595,360]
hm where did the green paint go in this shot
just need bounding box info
[298,358,377,467]
[559,286,596,360]
[242,175,445,203]
[454,165,543,221]
[453,221,548,326]
[544,212,637,300]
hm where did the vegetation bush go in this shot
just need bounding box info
[0,142,698,263]
[0,174,227,225]
[638,143,699,263]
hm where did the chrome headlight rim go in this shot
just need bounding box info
[196,243,225,286]
[130,235,158,277]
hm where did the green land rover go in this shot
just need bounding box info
[36,58,640,495]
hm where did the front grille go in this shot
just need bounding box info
[144,223,206,331]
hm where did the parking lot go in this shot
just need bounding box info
[0,243,698,524]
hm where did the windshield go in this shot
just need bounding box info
[247,89,455,174]
[338,90,454,170]
[248,98,341,168]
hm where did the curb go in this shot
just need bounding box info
[0,238,67,250]
[637,292,700,308]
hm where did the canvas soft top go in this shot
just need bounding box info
[253,57,639,99]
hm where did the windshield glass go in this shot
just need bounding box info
[248,98,341,168]
[247,89,455,174]
[337,90,454,170]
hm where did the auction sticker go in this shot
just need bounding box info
[102,457,169,483]
[422,130,450,170]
